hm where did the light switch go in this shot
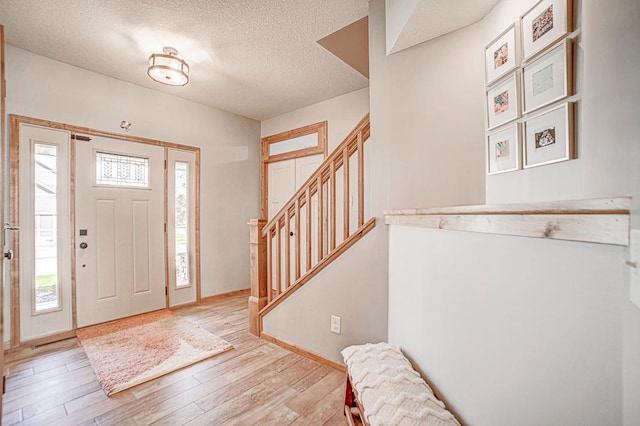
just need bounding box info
[630,230,640,309]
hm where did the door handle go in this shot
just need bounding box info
[4,249,13,260]
[79,242,88,249]
[3,223,19,246]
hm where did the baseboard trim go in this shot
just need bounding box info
[260,332,346,372]
[200,288,250,303]
[4,330,77,355]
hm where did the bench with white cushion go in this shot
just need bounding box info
[341,342,460,426]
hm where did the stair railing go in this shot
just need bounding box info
[249,114,375,335]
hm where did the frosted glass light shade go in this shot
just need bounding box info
[147,49,190,86]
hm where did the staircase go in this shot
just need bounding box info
[249,114,375,335]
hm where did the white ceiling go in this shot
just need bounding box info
[0,0,370,121]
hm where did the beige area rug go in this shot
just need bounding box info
[76,310,233,396]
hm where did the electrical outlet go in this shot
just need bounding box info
[331,315,341,334]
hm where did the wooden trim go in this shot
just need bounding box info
[294,199,301,281]
[357,133,364,227]
[9,116,20,348]
[1,24,5,411]
[266,229,272,302]
[8,114,199,153]
[163,149,170,308]
[305,188,312,272]
[266,146,325,164]
[260,218,376,317]
[200,288,250,303]
[343,148,350,240]
[384,197,631,216]
[260,332,346,372]
[275,221,281,297]
[261,121,327,145]
[69,137,77,330]
[195,150,202,303]
[4,330,77,355]
[317,175,323,261]
[330,161,336,250]
[260,121,328,218]
[385,198,631,246]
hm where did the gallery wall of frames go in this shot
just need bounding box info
[485,0,575,174]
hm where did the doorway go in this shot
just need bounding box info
[75,136,165,327]
[8,115,201,346]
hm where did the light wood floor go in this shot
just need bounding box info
[2,294,349,425]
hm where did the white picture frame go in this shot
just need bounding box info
[523,102,574,168]
[523,38,572,114]
[486,71,521,130]
[487,124,521,174]
[485,22,520,86]
[521,0,573,62]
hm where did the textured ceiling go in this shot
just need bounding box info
[0,0,370,121]
[386,0,500,54]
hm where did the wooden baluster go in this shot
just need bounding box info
[330,161,336,251]
[343,147,350,240]
[285,208,291,289]
[357,131,364,227]
[295,198,301,281]
[317,174,323,262]
[275,220,281,297]
[266,225,273,303]
[306,187,312,271]
[248,219,267,336]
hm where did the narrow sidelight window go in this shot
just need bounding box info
[34,144,60,312]
[174,162,190,288]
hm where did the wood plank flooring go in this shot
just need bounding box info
[2,295,349,425]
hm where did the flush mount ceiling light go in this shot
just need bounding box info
[147,46,190,86]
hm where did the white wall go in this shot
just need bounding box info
[389,226,624,425]
[383,0,640,424]
[368,0,486,215]
[4,46,260,340]
[264,0,489,364]
[484,0,640,424]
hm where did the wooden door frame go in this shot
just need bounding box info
[261,121,327,219]
[1,23,6,412]
[8,114,201,349]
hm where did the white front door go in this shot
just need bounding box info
[75,137,166,327]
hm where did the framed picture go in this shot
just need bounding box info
[521,0,573,61]
[486,71,520,130]
[485,22,520,86]
[523,38,572,114]
[487,124,520,174]
[523,102,574,168]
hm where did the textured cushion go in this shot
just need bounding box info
[341,342,460,426]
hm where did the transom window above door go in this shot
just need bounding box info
[95,151,150,188]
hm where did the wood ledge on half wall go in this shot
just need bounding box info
[383,197,631,246]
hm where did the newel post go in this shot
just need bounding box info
[248,218,267,336]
